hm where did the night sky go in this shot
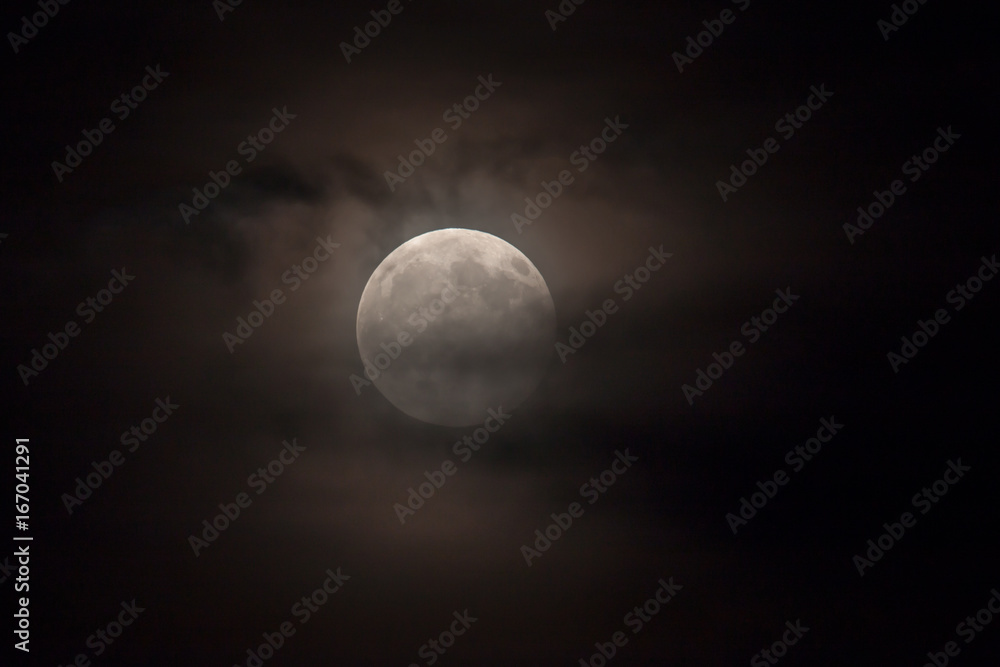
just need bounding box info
[3,0,999,665]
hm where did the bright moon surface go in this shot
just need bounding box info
[356,228,556,427]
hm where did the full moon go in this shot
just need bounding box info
[356,228,556,427]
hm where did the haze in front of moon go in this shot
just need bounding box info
[356,229,556,427]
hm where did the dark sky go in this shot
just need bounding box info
[3,0,999,665]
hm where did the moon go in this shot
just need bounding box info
[356,228,556,427]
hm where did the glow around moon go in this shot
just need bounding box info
[356,228,556,427]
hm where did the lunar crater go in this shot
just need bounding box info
[356,228,556,427]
